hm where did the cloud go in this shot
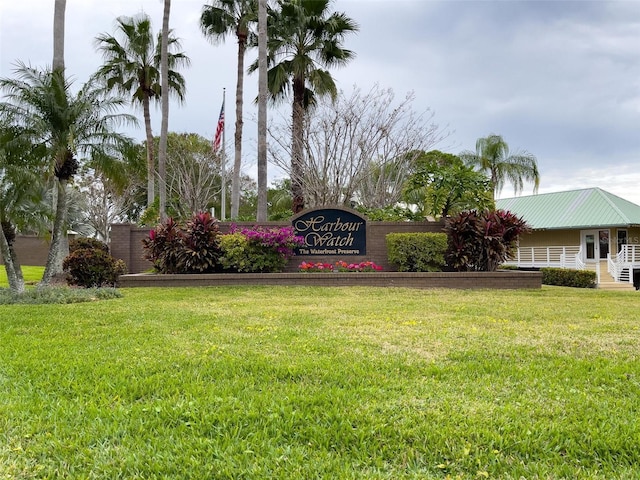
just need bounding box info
[1,0,639,205]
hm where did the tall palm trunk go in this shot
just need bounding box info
[158,0,171,220]
[53,0,66,72]
[291,77,306,214]
[143,95,156,208]
[256,0,268,221]
[231,33,247,219]
[0,223,25,294]
[41,0,68,285]
[41,178,68,285]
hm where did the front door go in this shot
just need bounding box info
[581,230,610,262]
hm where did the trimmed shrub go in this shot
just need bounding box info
[445,209,530,271]
[142,217,184,274]
[63,248,127,288]
[541,268,597,288]
[223,225,305,273]
[386,232,447,272]
[142,212,222,274]
[69,237,109,254]
[218,233,251,272]
[176,212,222,273]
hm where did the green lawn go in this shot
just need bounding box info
[1,285,639,479]
[0,266,44,287]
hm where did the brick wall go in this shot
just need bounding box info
[0,235,49,266]
[119,270,542,289]
[110,220,447,274]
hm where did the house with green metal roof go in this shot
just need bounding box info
[496,187,640,287]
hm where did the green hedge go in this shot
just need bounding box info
[541,268,597,288]
[386,232,447,272]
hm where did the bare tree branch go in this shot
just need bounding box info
[267,84,448,209]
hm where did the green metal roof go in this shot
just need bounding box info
[496,188,640,230]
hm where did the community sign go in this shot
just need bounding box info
[292,207,366,256]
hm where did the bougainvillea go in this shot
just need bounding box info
[222,225,305,273]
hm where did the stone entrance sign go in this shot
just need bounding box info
[292,207,366,256]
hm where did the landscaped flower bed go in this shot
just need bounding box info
[299,261,383,272]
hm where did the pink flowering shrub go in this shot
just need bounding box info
[298,261,383,273]
[223,225,305,273]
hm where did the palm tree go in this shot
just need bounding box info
[94,14,190,210]
[0,122,49,293]
[256,0,268,221]
[0,64,136,285]
[460,134,540,199]
[158,0,172,220]
[53,0,66,72]
[259,0,358,213]
[403,151,494,218]
[200,0,258,220]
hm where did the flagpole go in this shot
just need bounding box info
[221,88,226,221]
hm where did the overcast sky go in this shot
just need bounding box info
[1,0,639,204]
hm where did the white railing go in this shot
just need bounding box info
[505,246,582,269]
[608,245,640,283]
[620,244,640,264]
[608,253,623,282]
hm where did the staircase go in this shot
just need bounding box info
[587,261,636,291]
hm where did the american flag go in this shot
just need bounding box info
[213,103,224,151]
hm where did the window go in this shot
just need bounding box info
[618,230,628,253]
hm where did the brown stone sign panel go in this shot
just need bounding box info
[292,207,367,256]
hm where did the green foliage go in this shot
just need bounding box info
[386,232,447,272]
[460,134,540,197]
[0,286,121,304]
[142,212,222,274]
[218,233,250,272]
[138,197,181,226]
[94,14,189,109]
[355,205,421,221]
[445,209,530,271]
[142,217,183,273]
[178,212,222,273]
[541,268,597,288]
[222,225,304,273]
[63,248,127,288]
[234,241,282,273]
[403,150,494,218]
[69,237,109,254]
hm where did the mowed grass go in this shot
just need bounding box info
[1,285,639,479]
[0,266,45,287]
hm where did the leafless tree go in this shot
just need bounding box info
[74,174,121,242]
[267,84,447,209]
[166,148,221,219]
